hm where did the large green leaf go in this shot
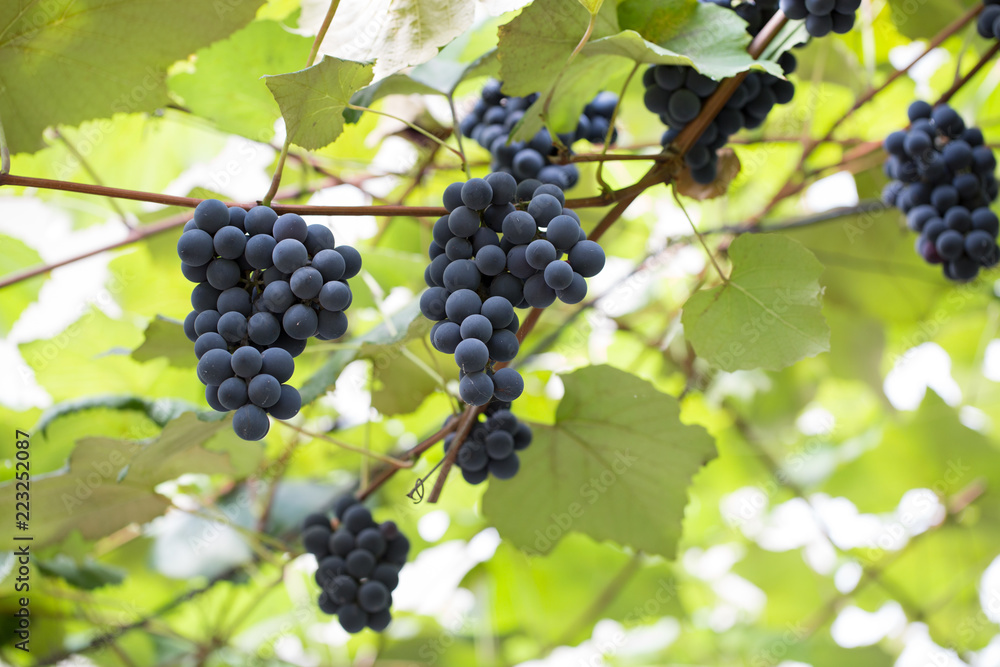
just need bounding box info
[168,19,312,140]
[682,234,829,372]
[0,235,44,335]
[0,412,231,549]
[264,56,375,150]
[482,365,717,558]
[0,0,263,153]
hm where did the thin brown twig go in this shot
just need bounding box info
[274,420,413,467]
[426,406,482,504]
[936,41,1000,106]
[356,419,461,500]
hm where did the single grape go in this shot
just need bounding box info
[486,329,519,363]
[525,239,557,270]
[305,224,336,255]
[356,527,387,558]
[268,384,301,419]
[491,367,524,402]
[217,287,252,316]
[556,272,588,305]
[460,372,495,406]
[273,213,308,243]
[283,304,319,340]
[206,258,241,290]
[272,239,309,274]
[233,404,270,441]
[568,240,606,278]
[193,199,230,235]
[481,296,515,329]
[197,348,234,386]
[460,314,493,342]
[443,259,482,292]
[290,266,324,299]
[432,321,463,354]
[195,332,227,359]
[248,374,281,408]
[217,311,248,343]
[317,310,349,340]
[455,338,490,372]
[523,274,557,308]
[218,377,249,411]
[262,281,295,314]
[489,454,520,480]
[543,261,575,290]
[319,281,351,311]
[260,347,295,384]
[336,245,363,279]
[177,229,215,267]
[445,289,482,322]
[213,226,247,260]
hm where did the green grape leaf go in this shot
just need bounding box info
[168,20,312,141]
[0,235,44,335]
[264,57,375,150]
[131,316,197,368]
[682,234,829,371]
[0,0,264,153]
[577,0,606,15]
[0,412,231,549]
[482,365,717,558]
[34,396,195,435]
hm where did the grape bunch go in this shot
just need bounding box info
[779,0,860,37]
[177,199,361,440]
[302,497,408,633]
[460,79,619,189]
[443,403,533,484]
[645,1,797,184]
[420,174,606,406]
[978,0,1000,40]
[882,101,1000,282]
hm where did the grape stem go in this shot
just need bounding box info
[936,40,1000,106]
[425,405,483,504]
[595,62,641,192]
[356,418,462,501]
[273,420,414,467]
[346,103,468,168]
[673,187,728,283]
